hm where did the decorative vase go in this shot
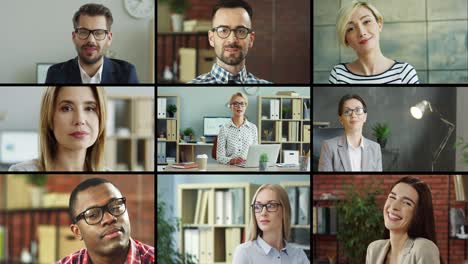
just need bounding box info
[259,161,268,171]
[171,14,184,32]
[377,138,387,149]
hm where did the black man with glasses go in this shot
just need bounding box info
[46,3,138,84]
[319,94,382,171]
[189,0,271,84]
[56,178,154,264]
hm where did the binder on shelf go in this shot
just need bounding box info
[329,207,337,234]
[134,99,154,136]
[184,229,200,262]
[303,125,310,143]
[224,190,233,225]
[106,99,116,136]
[226,228,241,263]
[312,207,317,234]
[287,187,298,225]
[231,189,245,224]
[199,191,209,224]
[199,228,207,263]
[157,97,167,118]
[157,142,166,163]
[215,191,224,225]
[275,121,281,142]
[298,187,310,225]
[292,99,301,120]
[194,190,202,224]
[171,119,177,140]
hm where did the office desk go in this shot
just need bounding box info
[164,163,304,172]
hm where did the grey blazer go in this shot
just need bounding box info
[366,238,440,264]
[318,135,382,171]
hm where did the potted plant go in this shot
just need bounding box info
[259,153,268,171]
[372,122,390,148]
[158,200,196,264]
[282,106,291,119]
[167,104,177,118]
[158,0,190,32]
[183,127,194,142]
[336,180,384,264]
[25,174,48,208]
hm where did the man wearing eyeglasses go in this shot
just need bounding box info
[189,0,271,84]
[46,3,139,84]
[56,178,154,264]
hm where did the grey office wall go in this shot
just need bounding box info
[0,87,154,131]
[0,0,154,83]
[313,87,457,171]
[156,87,311,140]
[313,0,468,83]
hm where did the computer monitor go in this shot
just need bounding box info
[312,127,344,171]
[204,116,231,136]
[0,131,39,164]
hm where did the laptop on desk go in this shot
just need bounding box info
[236,144,281,168]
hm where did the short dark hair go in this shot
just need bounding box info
[212,0,253,21]
[69,178,120,223]
[73,3,114,30]
[338,94,367,116]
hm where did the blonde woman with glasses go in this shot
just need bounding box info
[9,86,107,171]
[216,92,258,165]
[233,184,309,264]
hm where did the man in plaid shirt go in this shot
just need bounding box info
[189,0,271,84]
[56,178,154,264]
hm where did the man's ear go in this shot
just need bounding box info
[248,31,255,48]
[208,30,215,48]
[70,223,83,241]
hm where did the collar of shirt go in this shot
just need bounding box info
[83,238,149,264]
[346,135,365,150]
[227,118,251,128]
[256,235,289,256]
[211,63,248,84]
[78,57,104,84]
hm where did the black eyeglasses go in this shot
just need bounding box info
[75,28,109,41]
[342,107,366,116]
[251,203,282,213]
[211,26,253,39]
[74,197,127,225]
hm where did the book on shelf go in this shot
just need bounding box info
[199,190,209,224]
[170,163,198,169]
[313,207,337,234]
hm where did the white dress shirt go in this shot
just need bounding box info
[233,235,310,264]
[78,58,104,83]
[347,135,364,171]
[216,119,258,164]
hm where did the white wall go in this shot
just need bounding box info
[0,0,154,83]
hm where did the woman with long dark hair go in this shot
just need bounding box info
[366,176,441,263]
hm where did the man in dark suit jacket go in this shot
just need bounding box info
[46,3,138,84]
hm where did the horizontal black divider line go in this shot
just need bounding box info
[312,171,460,175]
[0,84,156,87]
[312,83,467,88]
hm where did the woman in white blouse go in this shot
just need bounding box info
[216,92,258,165]
[233,184,309,264]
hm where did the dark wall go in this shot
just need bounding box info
[312,87,457,171]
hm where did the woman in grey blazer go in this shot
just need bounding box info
[318,94,382,171]
[366,176,441,264]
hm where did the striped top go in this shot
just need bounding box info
[329,61,419,84]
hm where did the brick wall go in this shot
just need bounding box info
[313,175,463,263]
[0,174,154,260]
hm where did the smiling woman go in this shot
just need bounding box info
[318,94,382,171]
[366,176,441,264]
[329,1,419,84]
[9,86,108,171]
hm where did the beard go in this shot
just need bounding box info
[216,44,246,66]
[77,44,104,65]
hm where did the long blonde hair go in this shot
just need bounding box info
[38,86,107,171]
[247,184,291,241]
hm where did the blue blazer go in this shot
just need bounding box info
[45,56,139,84]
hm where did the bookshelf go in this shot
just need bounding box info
[178,182,260,264]
[157,94,180,165]
[257,95,311,163]
[281,181,311,257]
[312,198,339,263]
[105,95,154,171]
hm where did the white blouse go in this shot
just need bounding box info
[216,119,258,164]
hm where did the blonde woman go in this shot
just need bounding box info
[233,184,309,263]
[216,92,258,165]
[9,86,107,171]
[329,1,419,84]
